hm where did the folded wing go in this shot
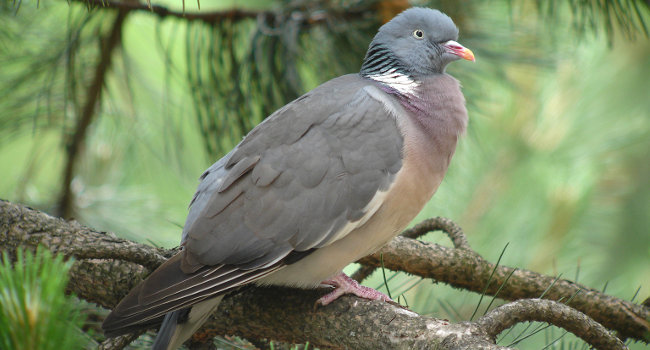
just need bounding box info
[102,75,404,336]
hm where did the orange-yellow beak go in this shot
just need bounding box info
[443,40,475,62]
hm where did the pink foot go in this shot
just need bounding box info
[317,272,393,306]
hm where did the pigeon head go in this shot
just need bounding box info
[360,8,474,91]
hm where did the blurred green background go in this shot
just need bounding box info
[1,0,648,348]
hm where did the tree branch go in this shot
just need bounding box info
[57,9,128,219]
[98,332,144,350]
[358,236,650,343]
[477,299,626,350]
[78,0,366,25]
[351,217,469,282]
[83,0,261,22]
[1,199,645,349]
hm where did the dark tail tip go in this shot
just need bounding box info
[152,310,185,350]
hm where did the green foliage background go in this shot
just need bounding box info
[0,247,88,349]
[0,0,648,348]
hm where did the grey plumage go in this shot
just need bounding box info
[183,79,402,270]
[103,7,473,349]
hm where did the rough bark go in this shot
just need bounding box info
[1,199,644,349]
[477,299,627,350]
[358,235,650,343]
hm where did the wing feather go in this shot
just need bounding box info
[102,253,282,336]
[184,76,403,270]
[103,75,405,336]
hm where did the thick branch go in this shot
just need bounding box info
[98,332,144,350]
[0,200,506,349]
[58,9,128,219]
[0,202,169,270]
[196,286,508,350]
[1,200,647,348]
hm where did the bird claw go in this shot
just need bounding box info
[316,272,393,306]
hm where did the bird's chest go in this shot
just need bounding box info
[259,78,467,289]
[257,126,453,289]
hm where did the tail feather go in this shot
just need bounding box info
[152,309,185,350]
[152,297,224,350]
[102,252,283,337]
[101,250,287,349]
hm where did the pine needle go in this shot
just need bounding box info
[470,242,509,321]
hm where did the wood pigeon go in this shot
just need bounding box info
[102,7,474,349]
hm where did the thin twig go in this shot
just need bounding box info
[401,217,470,249]
[77,0,365,25]
[57,9,128,218]
[477,299,627,350]
[352,217,470,282]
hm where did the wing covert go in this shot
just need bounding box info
[182,75,404,271]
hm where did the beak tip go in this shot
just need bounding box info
[443,40,475,62]
[463,48,476,62]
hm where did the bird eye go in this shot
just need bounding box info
[413,29,424,39]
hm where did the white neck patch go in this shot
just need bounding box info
[367,68,420,95]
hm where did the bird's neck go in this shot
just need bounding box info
[360,42,468,153]
[385,74,468,172]
[360,44,420,95]
[399,75,467,131]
